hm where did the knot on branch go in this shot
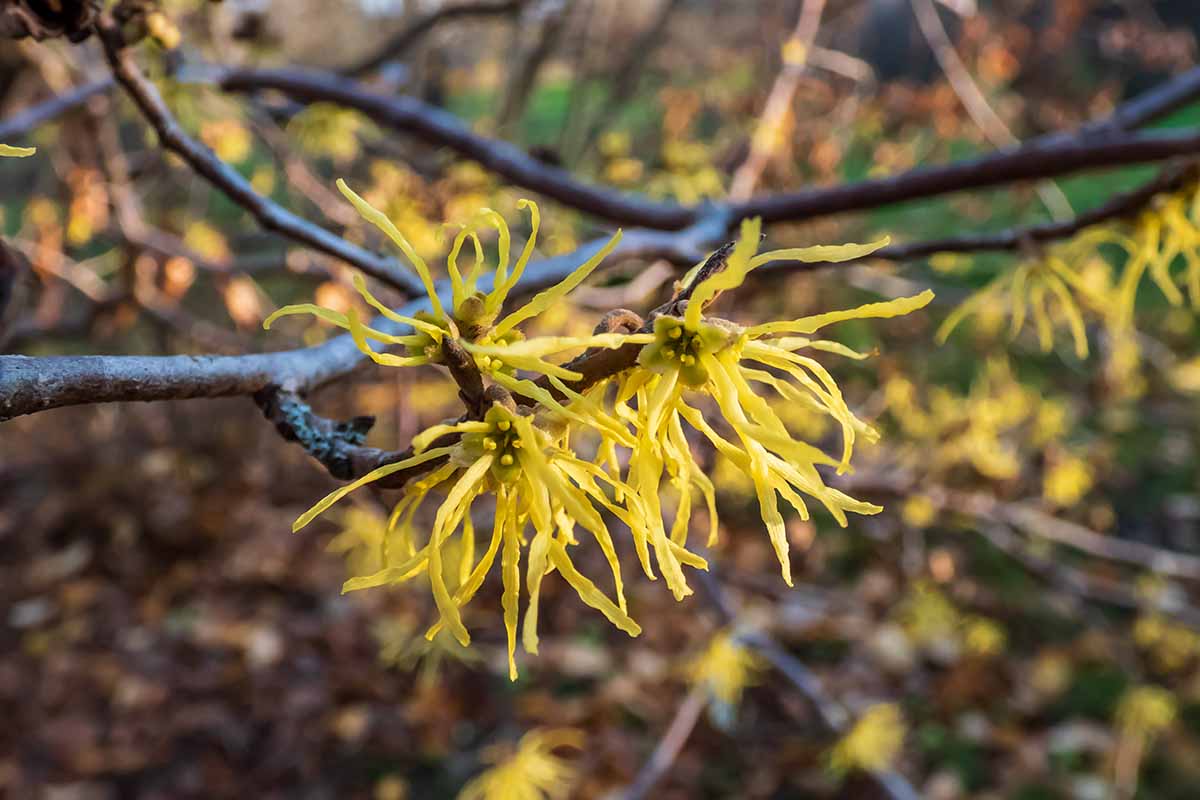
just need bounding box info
[594,309,644,335]
[255,387,376,480]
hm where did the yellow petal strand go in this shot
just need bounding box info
[1042,270,1089,359]
[747,237,891,270]
[494,229,623,336]
[351,274,447,338]
[936,282,997,344]
[548,540,642,637]
[472,333,653,359]
[521,477,555,656]
[1008,262,1031,338]
[263,304,348,332]
[0,144,35,157]
[686,217,762,329]
[347,308,430,366]
[424,488,508,641]
[336,178,445,319]
[428,455,493,646]
[501,493,522,681]
[490,199,541,314]
[293,446,456,531]
[470,348,584,381]
[773,336,872,360]
[444,225,478,309]
[411,420,491,453]
[341,547,430,592]
[747,289,934,337]
[1029,281,1054,351]
[465,208,509,296]
[459,511,475,585]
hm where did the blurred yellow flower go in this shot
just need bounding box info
[458,729,582,800]
[687,630,763,708]
[1116,685,1176,738]
[200,119,253,164]
[962,616,1007,657]
[0,144,36,157]
[901,494,938,528]
[1042,454,1094,507]
[829,703,906,775]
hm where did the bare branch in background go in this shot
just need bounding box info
[0,76,112,142]
[573,0,685,160]
[495,0,569,131]
[910,0,1074,220]
[620,686,708,800]
[215,64,1200,231]
[343,0,527,78]
[95,14,424,296]
[729,0,828,200]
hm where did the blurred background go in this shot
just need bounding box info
[4,0,1200,797]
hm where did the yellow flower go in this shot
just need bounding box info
[373,615,479,685]
[0,144,36,157]
[687,630,763,708]
[458,729,582,800]
[302,403,642,681]
[829,703,906,775]
[288,103,366,162]
[326,506,390,577]
[1116,685,1176,738]
[898,581,960,649]
[901,494,938,528]
[937,245,1093,358]
[962,616,1006,657]
[1132,613,1200,673]
[628,217,933,587]
[1042,454,1094,507]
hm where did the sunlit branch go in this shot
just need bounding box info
[214,64,1200,230]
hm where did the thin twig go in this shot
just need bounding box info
[95,14,423,296]
[910,0,1074,220]
[213,64,1200,230]
[343,0,526,78]
[619,686,707,800]
[729,0,827,200]
[0,77,113,141]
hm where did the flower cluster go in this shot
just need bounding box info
[938,180,1200,359]
[458,728,582,800]
[266,182,933,678]
[829,703,906,775]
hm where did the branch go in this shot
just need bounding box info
[213,64,1200,231]
[729,0,827,200]
[343,0,526,78]
[94,15,424,296]
[1090,65,1200,133]
[620,686,708,800]
[910,0,1073,221]
[0,77,113,141]
[213,65,699,230]
[0,215,728,421]
[759,163,1197,271]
